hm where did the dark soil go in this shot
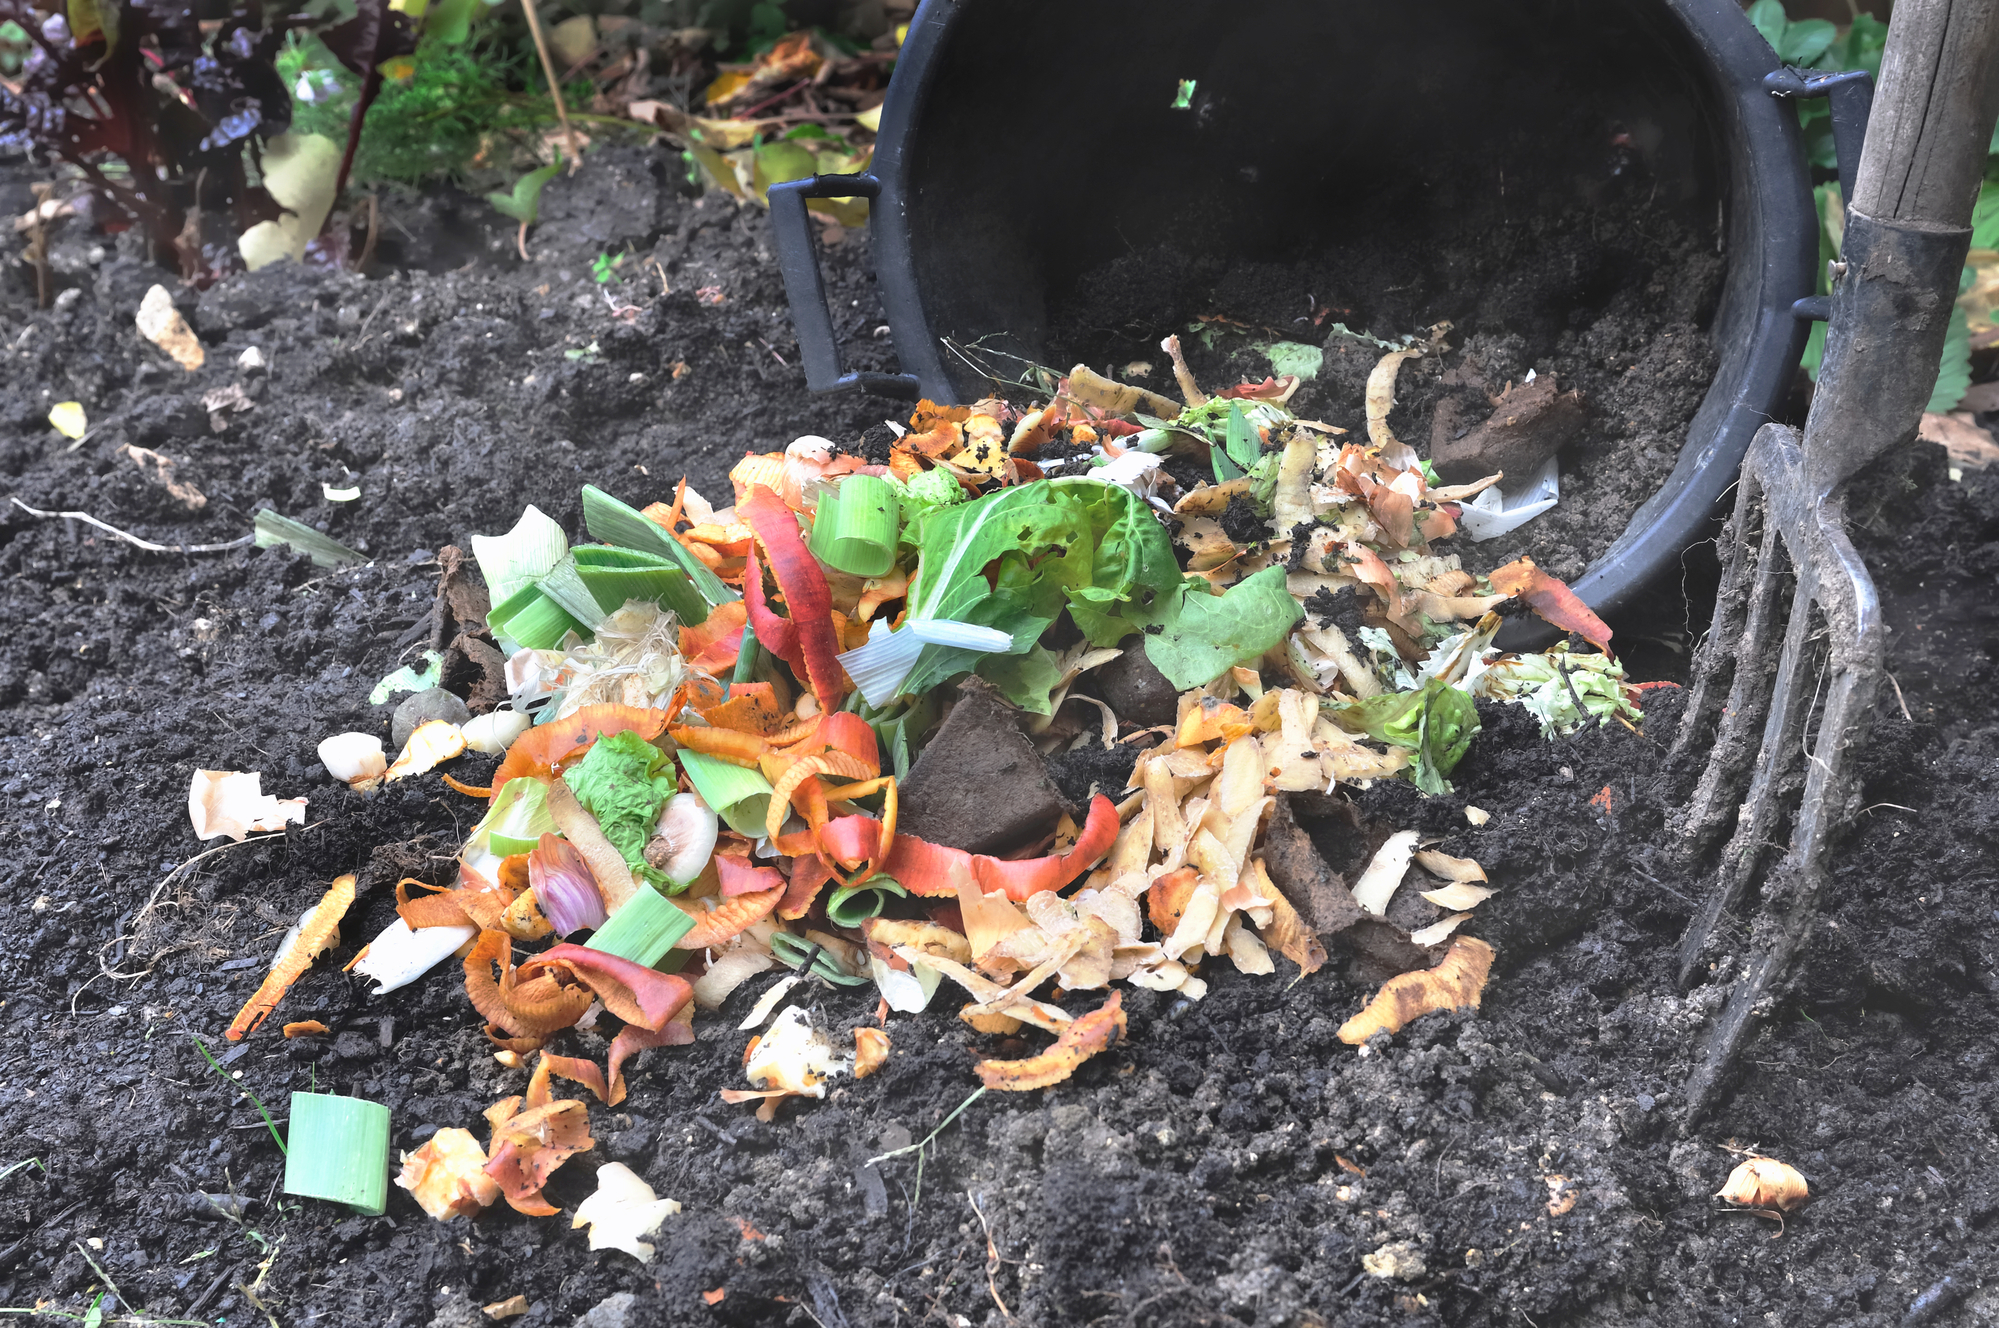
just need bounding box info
[4,142,1998,1328]
[1050,193,1723,588]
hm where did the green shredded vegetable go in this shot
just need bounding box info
[564,731,677,889]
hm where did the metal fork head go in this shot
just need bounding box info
[1671,421,1888,1125]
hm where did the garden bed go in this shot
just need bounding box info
[2,144,1996,1328]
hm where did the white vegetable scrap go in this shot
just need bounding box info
[1350,829,1421,916]
[187,770,306,842]
[318,732,387,790]
[352,917,478,995]
[136,285,204,371]
[571,1162,680,1262]
[462,710,531,755]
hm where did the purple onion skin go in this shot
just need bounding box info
[529,832,607,934]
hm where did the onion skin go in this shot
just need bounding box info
[529,833,607,935]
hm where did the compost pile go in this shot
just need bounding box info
[228,335,1659,1240]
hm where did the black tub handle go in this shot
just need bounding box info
[770,174,921,397]
[1765,67,1875,326]
[1764,67,1875,217]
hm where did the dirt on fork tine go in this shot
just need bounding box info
[3,144,1999,1328]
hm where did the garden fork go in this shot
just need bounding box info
[1669,0,1999,1129]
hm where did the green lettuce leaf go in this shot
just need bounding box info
[1326,677,1481,795]
[1142,565,1302,690]
[563,730,677,889]
[977,645,1063,715]
[1051,478,1182,647]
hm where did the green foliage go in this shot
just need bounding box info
[0,19,27,76]
[1929,301,1972,414]
[489,155,562,223]
[280,30,589,188]
[1325,677,1481,796]
[1142,565,1303,692]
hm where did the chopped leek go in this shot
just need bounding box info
[472,504,568,602]
[472,778,559,856]
[825,875,907,928]
[770,930,871,986]
[580,484,733,614]
[586,888,694,968]
[572,545,705,623]
[810,476,899,577]
[283,1092,391,1216]
[733,618,762,685]
[676,749,775,838]
[253,509,365,567]
[488,581,590,651]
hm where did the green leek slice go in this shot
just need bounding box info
[283,1092,390,1216]
[810,476,899,578]
[580,485,733,615]
[676,749,775,838]
[586,888,695,968]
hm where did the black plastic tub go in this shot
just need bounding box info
[774,0,1832,629]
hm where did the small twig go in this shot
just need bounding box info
[10,498,255,556]
[1885,670,1913,723]
[519,0,582,172]
[968,1191,1012,1320]
[356,193,380,272]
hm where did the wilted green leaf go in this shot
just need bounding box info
[488,157,561,224]
[1143,565,1302,690]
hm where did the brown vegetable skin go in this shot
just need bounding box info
[1716,1158,1810,1212]
[975,991,1125,1091]
[226,874,357,1040]
[1337,937,1494,1044]
[853,1027,891,1079]
[1259,796,1365,938]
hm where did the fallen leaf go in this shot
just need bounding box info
[1337,937,1494,1043]
[397,1127,503,1220]
[572,1161,681,1261]
[975,991,1125,1091]
[188,769,306,842]
[119,444,207,510]
[853,1026,890,1078]
[1919,410,1999,469]
[136,284,204,370]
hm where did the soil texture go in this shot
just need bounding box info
[2,142,1997,1328]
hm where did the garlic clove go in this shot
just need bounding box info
[317,732,387,790]
[463,709,532,755]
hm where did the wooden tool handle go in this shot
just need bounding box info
[1850,0,1999,228]
[1803,0,1999,495]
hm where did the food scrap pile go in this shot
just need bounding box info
[228,335,1647,1238]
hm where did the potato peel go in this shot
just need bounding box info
[1338,937,1494,1044]
[975,991,1125,1091]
